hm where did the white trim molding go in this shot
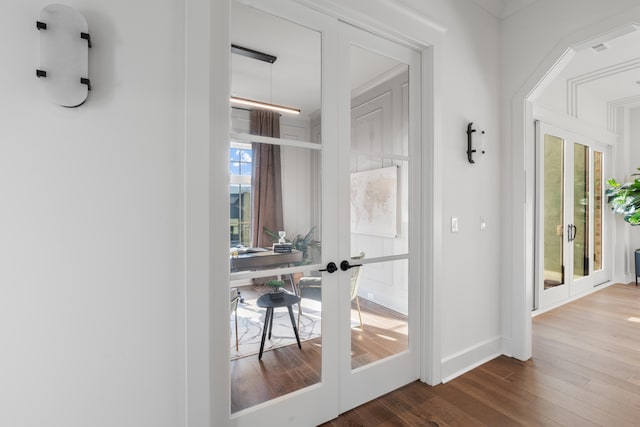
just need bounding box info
[440,336,502,383]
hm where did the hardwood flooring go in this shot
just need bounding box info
[230,285,408,413]
[322,282,640,426]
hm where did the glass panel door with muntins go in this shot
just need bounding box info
[337,22,421,413]
[222,3,425,424]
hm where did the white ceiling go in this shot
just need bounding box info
[470,0,539,19]
[231,2,404,117]
[536,26,640,120]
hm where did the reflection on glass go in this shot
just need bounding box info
[229,184,251,247]
[544,134,565,289]
[350,45,409,370]
[594,151,603,271]
[229,0,322,414]
[230,270,322,413]
[573,143,589,279]
[350,259,409,370]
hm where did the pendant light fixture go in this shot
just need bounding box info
[230,44,301,115]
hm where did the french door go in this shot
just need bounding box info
[535,122,609,310]
[223,1,422,425]
[336,22,421,412]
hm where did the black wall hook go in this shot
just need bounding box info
[81,32,92,48]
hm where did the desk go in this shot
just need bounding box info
[256,292,302,360]
[230,249,303,272]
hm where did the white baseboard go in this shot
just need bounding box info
[532,280,616,317]
[440,336,502,383]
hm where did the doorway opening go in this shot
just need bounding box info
[511,21,640,360]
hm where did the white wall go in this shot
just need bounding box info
[501,0,640,358]
[398,0,503,379]
[0,1,186,426]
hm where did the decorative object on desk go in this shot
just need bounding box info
[273,243,292,253]
[606,170,640,225]
[278,230,286,244]
[264,226,321,264]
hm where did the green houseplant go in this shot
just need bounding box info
[265,279,285,292]
[606,169,640,225]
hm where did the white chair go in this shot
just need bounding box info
[297,252,365,330]
[230,287,240,351]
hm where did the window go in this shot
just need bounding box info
[230,142,252,246]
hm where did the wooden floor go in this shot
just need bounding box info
[230,285,408,413]
[322,282,640,426]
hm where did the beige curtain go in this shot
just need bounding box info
[250,109,284,248]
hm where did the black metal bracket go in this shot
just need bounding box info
[81,32,92,48]
[80,77,92,91]
[36,21,47,30]
[467,122,476,164]
[36,69,47,78]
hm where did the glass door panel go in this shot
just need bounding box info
[593,150,603,272]
[350,259,409,370]
[573,143,589,279]
[543,134,565,290]
[229,1,325,414]
[348,44,409,369]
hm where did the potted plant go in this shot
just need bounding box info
[265,279,285,293]
[607,171,640,285]
[606,172,640,225]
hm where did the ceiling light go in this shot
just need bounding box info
[231,44,277,64]
[230,96,300,115]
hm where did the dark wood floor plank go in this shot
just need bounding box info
[322,283,640,426]
[232,283,640,424]
[230,285,408,413]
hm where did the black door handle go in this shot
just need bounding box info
[320,262,338,273]
[572,224,577,241]
[340,260,363,272]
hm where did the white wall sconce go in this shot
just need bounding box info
[36,4,92,107]
[466,122,486,163]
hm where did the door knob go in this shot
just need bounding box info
[340,260,362,271]
[320,262,338,273]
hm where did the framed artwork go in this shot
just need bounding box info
[350,166,398,237]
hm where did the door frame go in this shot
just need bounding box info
[185,0,446,425]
